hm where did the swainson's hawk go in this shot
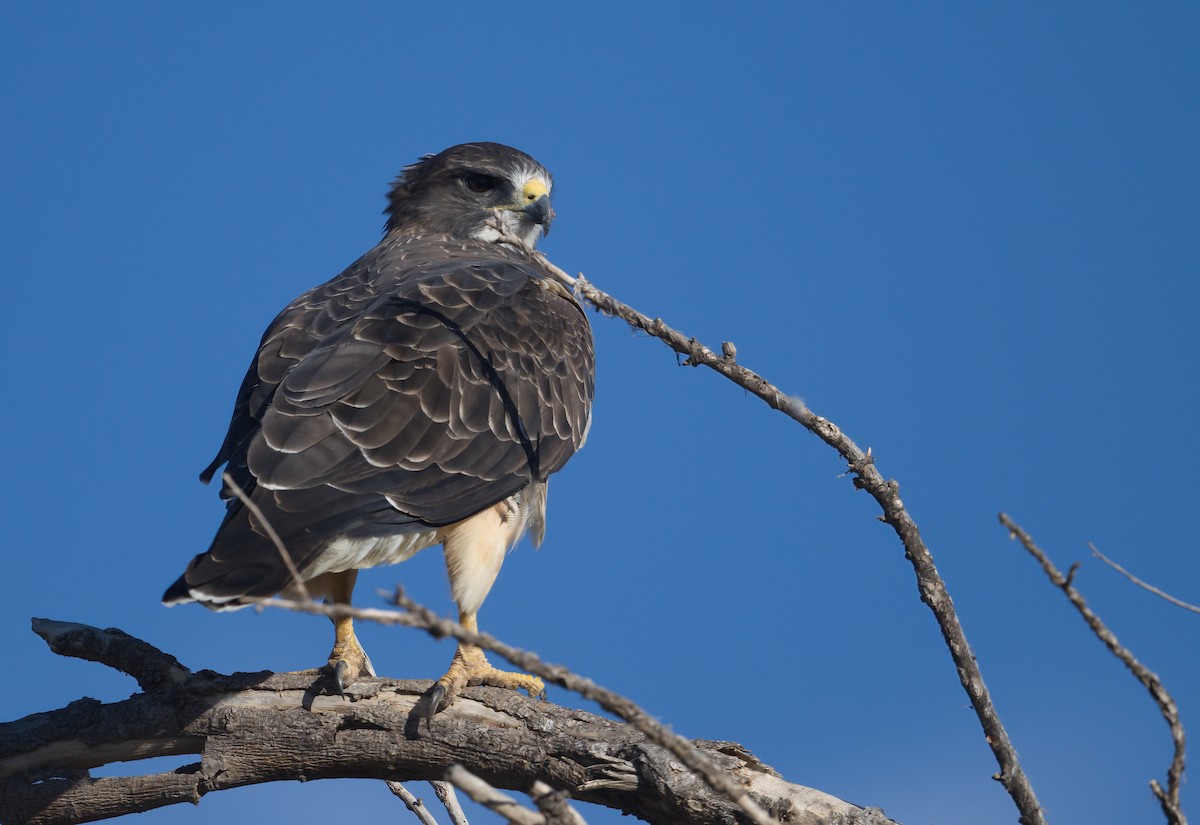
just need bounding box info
[164,143,595,714]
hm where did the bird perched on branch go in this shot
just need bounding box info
[164,143,595,716]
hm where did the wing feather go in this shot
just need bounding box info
[203,236,594,552]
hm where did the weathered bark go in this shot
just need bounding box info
[0,621,895,825]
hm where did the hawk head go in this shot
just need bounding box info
[384,142,554,248]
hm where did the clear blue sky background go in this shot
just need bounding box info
[2,4,1198,824]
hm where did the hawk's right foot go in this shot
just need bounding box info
[326,636,375,695]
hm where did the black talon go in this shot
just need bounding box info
[425,683,446,731]
[333,659,349,696]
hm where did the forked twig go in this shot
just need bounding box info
[1000,513,1187,825]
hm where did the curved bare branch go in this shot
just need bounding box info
[535,257,1046,825]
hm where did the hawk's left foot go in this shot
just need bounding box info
[322,572,374,696]
[426,644,545,724]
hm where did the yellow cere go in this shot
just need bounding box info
[523,178,549,202]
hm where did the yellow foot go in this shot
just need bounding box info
[326,637,376,696]
[426,645,544,724]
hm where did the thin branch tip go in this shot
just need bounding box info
[1000,514,1187,824]
[1089,542,1200,615]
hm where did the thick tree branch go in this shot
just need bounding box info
[0,621,895,825]
[248,588,788,825]
[30,619,189,694]
[1000,513,1187,825]
[533,256,1046,825]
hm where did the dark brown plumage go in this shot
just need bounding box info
[164,144,593,706]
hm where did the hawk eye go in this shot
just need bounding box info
[464,173,498,194]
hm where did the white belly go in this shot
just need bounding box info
[303,528,441,580]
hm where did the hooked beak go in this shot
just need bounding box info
[520,178,554,234]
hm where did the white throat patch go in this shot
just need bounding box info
[470,167,552,249]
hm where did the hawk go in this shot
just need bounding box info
[164,143,595,714]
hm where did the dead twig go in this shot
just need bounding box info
[29,619,190,693]
[432,781,470,825]
[1090,542,1200,616]
[222,472,312,603]
[387,781,442,825]
[445,764,547,825]
[1000,513,1187,825]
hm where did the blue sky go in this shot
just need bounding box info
[2,4,1198,824]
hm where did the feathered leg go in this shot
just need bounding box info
[426,501,545,720]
